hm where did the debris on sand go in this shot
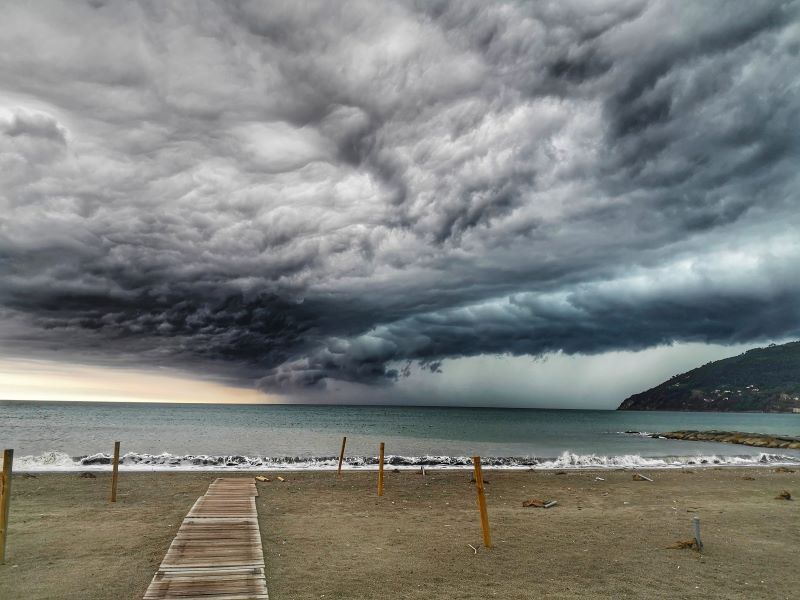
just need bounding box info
[255,476,270,482]
[522,498,545,507]
[470,477,488,484]
[775,490,792,500]
[741,476,756,481]
[522,498,557,508]
[79,472,96,479]
[774,467,796,473]
[632,473,653,482]
[277,476,286,482]
[667,539,700,551]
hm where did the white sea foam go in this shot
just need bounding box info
[13,450,800,472]
[534,451,794,469]
[616,431,656,437]
[16,451,77,470]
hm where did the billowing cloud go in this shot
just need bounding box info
[0,1,798,397]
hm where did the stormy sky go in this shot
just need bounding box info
[1,0,798,406]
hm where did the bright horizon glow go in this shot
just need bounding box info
[0,340,775,408]
[0,358,276,404]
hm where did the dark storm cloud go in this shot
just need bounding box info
[0,0,798,394]
[259,249,800,390]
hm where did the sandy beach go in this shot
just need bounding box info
[0,468,797,600]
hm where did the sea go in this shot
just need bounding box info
[2,400,799,471]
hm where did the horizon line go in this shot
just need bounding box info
[0,398,618,410]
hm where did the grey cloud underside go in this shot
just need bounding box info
[1,0,799,393]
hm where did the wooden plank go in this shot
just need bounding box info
[164,548,262,556]
[157,566,263,576]
[145,580,267,596]
[147,596,267,600]
[165,545,263,555]
[160,560,263,569]
[164,547,262,556]
[165,550,261,558]
[143,478,268,600]
[171,540,260,546]
[208,481,256,486]
[186,498,256,519]
[182,518,258,524]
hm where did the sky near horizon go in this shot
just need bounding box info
[1,1,799,408]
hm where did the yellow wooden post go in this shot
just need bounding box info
[337,436,347,477]
[472,456,492,548]
[110,441,121,503]
[377,442,385,496]
[0,449,13,564]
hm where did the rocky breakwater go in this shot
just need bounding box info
[653,430,800,450]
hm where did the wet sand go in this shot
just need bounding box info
[0,468,797,599]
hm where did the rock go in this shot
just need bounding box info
[653,430,800,450]
[79,472,96,479]
[775,490,792,500]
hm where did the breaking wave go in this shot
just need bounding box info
[617,431,656,437]
[14,450,800,472]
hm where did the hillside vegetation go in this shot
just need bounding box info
[618,341,800,412]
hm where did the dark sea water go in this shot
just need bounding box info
[2,401,799,471]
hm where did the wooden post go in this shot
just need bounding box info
[377,442,385,496]
[110,441,121,503]
[0,449,13,564]
[692,516,703,552]
[337,436,347,477]
[472,456,492,548]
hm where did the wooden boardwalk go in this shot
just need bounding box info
[143,478,268,599]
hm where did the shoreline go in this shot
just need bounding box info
[13,456,800,473]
